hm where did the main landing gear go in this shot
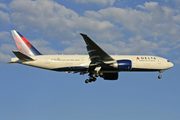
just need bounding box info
[158,70,164,79]
[85,72,101,84]
[85,77,96,83]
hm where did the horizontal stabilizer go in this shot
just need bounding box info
[13,51,34,61]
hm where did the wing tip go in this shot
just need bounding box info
[80,33,87,36]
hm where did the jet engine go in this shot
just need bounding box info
[112,60,132,71]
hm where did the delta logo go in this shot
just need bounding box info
[136,57,156,60]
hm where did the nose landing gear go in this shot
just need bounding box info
[158,70,164,79]
[158,75,162,79]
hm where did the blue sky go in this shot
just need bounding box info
[0,0,180,120]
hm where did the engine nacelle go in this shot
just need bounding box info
[102,73,118,80]
[112,60,132,71]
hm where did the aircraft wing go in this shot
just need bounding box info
[80,33,115,66]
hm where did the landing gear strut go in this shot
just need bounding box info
[158,70,164,79]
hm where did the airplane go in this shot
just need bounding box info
[10,30,174,83]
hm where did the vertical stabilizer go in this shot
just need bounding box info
[11,30,42,56]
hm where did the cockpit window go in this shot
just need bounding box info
[167,60,170,62]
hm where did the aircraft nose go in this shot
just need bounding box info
[168,62,174,68]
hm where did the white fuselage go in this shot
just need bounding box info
[11,55,173,73]
[10,30,174,82]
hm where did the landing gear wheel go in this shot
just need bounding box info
[89,79,93,83]
[95,73,99,77]
[85,77,97,83]
[158,75,162,79]
[85,79,89,83]
[92,77,97,82]
[92,74,96,78]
